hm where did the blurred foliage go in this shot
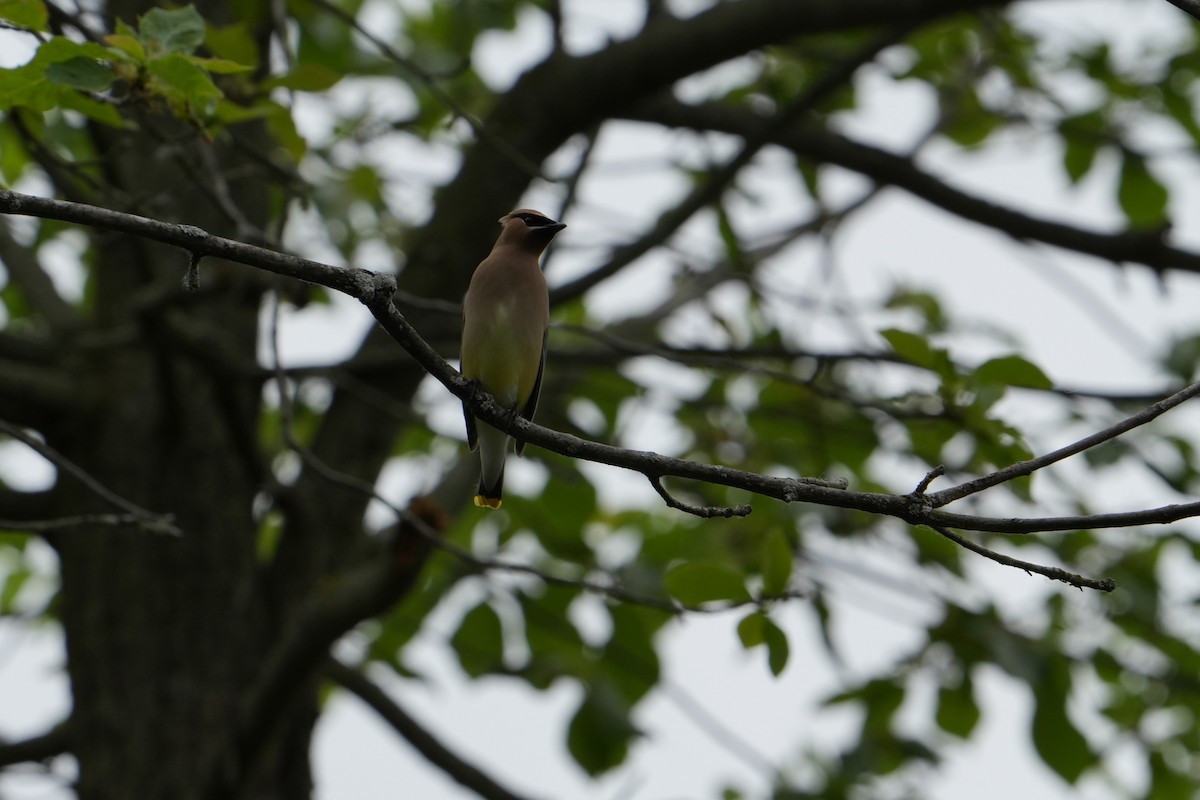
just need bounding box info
[2,0,1200,798]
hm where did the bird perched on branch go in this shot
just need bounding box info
[461,209,566,508]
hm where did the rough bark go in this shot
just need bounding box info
[47,0,300,794]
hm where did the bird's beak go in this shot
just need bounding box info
[535,222,567,233]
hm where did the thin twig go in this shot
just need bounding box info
[182,252,202,292]
[928,525,1114,592]
[650,476,752,518]
[0,418,179,536]
[0,721,71,768]
[911,465,945,497]
[927,379,1200,507]
[0,513,169,533]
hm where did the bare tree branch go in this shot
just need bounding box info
[929,525,1114,591]
[0,721,71,769]
[0,513,173,533]
[926,379,1200,507]
[625,97,1200,277]
[1163,0,1200,21]
[650,476,752,518]
[4,189,1198,558]
[324,659,544,800]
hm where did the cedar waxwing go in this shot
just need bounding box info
[461,209,566,509]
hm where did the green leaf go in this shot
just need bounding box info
[1117,150,1169,230]
[797,158,820,199]
[255,512,283,562]
[58,88,124,126]
[764,621,789,676]
[826,677,905,736]
[0,0,47,30]
[0,123,30,184]
[106,19,145,62]
[147,53,221,114]
[501,471,595,561]
[139,5,206,57]
[881,328,937,369]
[760,528,793,596]
[1162,80,1200,144]
[1163,332,1200,381]
[567,682,640,775]
[941,88,1002,148]
[105,37,144,62]
[266,104,307,160]
[605,603,664,704]
[35,34,123,65]
[885,287,948,333]
[973,355,1053,390]
[1031,665,1093,783]
[1080,438,1128,469]
[0,38,114,112]
[1062,135,1097,185]
[736,611,790,676]
[0,566,30,614]
[664,560,750,605]
[185,55,254,74]
[0,66,57,111]
[516,585,586,691]
[1148,749,1194,800]
[736,610,768,648]
[263,63,344,92]
[450,601,504,678]
[45,57,114,91]
[204,22,258,67]
[715,204,745,271]
[935,676,980,738]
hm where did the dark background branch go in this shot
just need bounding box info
[325,659,543,800]
[625,97,1200,277]
[0,722,71,769]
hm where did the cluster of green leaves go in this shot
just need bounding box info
[0,4,244,128]
[896,14,1039,149]
[813,527,1200,796]
[1056,31,1200,229]
[894,11,1199,232]
[0,1,348,193]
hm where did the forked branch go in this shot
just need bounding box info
[5,188,1196,592]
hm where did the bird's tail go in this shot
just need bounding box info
[474,469,505,508]
[474,423,508,509]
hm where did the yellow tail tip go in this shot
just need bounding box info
[473,495,502,509]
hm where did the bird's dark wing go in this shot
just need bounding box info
[515,330,547,456]
[463,399,478,452]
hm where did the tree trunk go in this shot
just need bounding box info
[47,0,313,783]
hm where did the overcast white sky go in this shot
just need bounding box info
[3,0,1200,798]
